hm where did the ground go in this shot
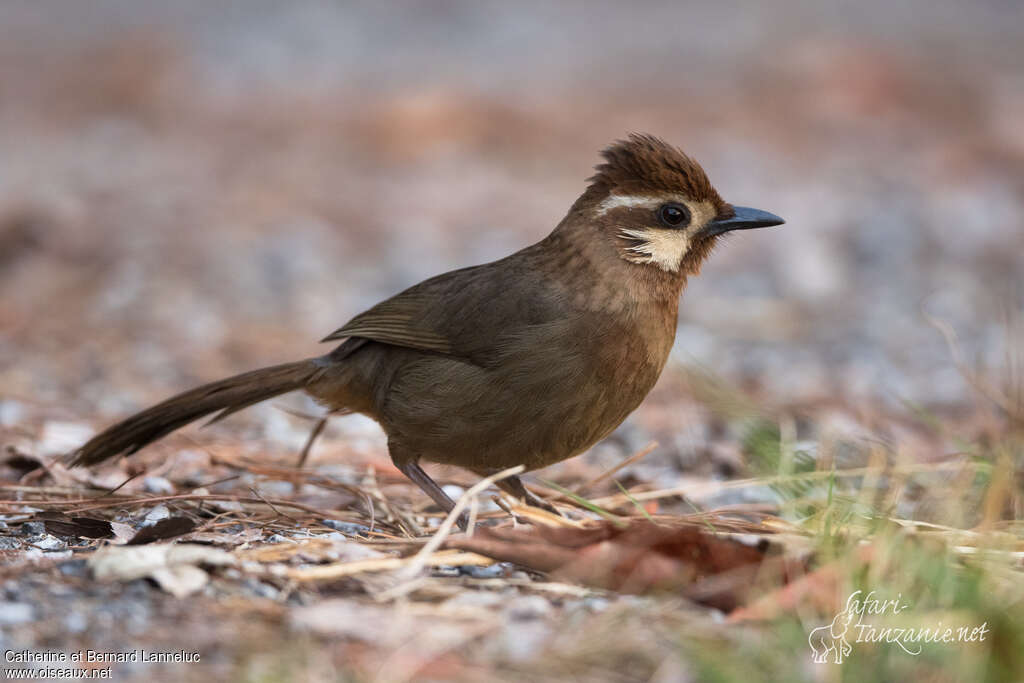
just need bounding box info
[1,2,1023,681]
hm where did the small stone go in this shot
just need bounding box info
[209,499,244,513]
[64,612,88,633]
[45,550,73,561]
[19,522,45,536]
[39,421,94,456]
[30,535,67,551]
[58,560,89,577]
[432,565,460,578]
[143,476,175,495]
[141,505,170,526]
[458,563,505,579]
[321,520,370,535]
[444,591,505,609]
[253,480,296,497]
[0,400,24,427]
[442,484,465,501]
[0,602,34,625]
[504,595,552,621]
[0,537,21,550]
[243,578,279,600]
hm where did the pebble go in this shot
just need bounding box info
[64,612,88,634]
[0,602,34,625]
[442,484,465,501]
[19,522,45,536]
[0,537,22,550]
[143,476,175,494]
[58,560,89,578]
[444,591,505,608]
[0,399,24,427]
[254,480,298,497]
[504,595,552,620]
[432,565,461,578]
[39,421,94,456]
[242,578,279,600]
[458,563,505,579]
[29,535,67,551]
[141,505,170,526]
[321,520,371,535]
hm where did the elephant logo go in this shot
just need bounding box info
[808,605,857,664]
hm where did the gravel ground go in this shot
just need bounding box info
[1,2,1022,681]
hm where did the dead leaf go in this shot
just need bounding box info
[36,511,114,539]
[3,447,43,474]
[728,543,875,622]
[184,527,264,547]
[109,521,136,544]
[149,565,210,598]
[446,519,771,610]
[88,543,236,598]
[237,536,385,564]
[127,517,197,545]
[287,550,494,582]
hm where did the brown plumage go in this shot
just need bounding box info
[71,134,783,525]
[576,133,728,213]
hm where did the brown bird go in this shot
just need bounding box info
[70,134,782,523]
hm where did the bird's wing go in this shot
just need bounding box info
[322,289,456,355]
[322,254,558,365]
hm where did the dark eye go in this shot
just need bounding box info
[657,203,690,228]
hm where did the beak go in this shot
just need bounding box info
[701,206,784,238]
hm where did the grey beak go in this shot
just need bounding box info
[702,206,784,238]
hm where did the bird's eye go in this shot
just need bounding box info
[657,203,690,228]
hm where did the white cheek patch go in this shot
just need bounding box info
[618,227,691,272]
[596,194,718,273]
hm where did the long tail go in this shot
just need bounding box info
[69,359,325,467]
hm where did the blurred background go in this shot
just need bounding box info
[1,0,1022,463]
[2,3,1024,679]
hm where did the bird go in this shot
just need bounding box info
[70,133,783,525]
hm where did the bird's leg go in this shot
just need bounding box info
[488,473,561,516]
[296,415,328,468]
[393,458,469,531]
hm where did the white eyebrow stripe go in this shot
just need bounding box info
[595,194,666,216]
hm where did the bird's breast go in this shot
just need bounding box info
[495,306,677,468]
[377,303,678,472]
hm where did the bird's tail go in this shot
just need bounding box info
[68,359,325,467]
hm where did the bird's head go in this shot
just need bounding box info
[567,134,783,276]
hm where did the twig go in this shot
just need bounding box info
[574,441,659,495]
[296,415,328,469]
[28,492,347,517]
[588,460,980,508]
[90,471,144,499]
[287,550,492,581]
[248,487,298,524]
[398,465,524,580]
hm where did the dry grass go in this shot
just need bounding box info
[1,3,1022,680]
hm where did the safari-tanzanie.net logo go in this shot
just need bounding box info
[808,590,989,664]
